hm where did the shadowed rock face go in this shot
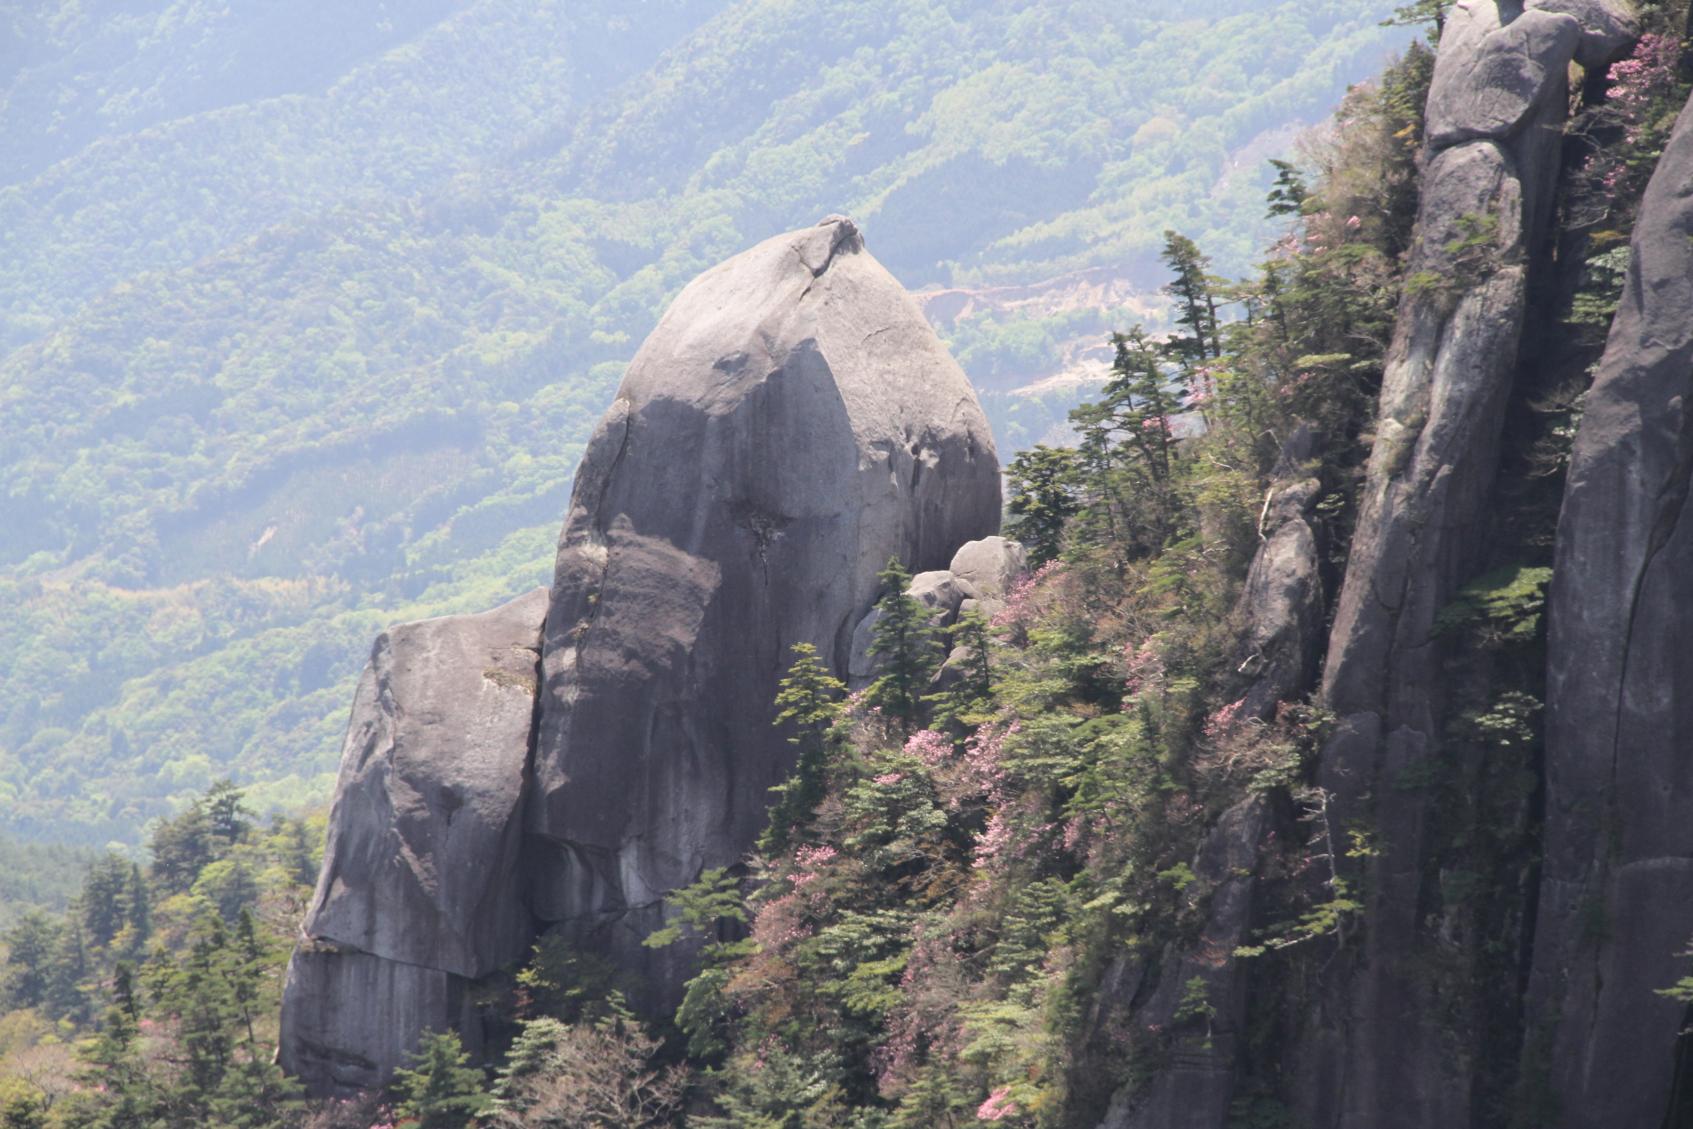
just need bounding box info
[278,587,548,1093]
[1531,90,1693,1127]
[526,216,1001,995]
[1288,3,1634,1126]
[1098,798,1266,1129]
[280,218,1002,1091]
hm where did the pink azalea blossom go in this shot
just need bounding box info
[978,1086,1020,1121]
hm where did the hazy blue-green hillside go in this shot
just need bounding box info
[0,0,1407,845]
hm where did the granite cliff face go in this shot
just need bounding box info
[525,217,1001,992]
[1530,90,1693,1127]
[278,217,1003,1094]
[1284,3,1634,1126]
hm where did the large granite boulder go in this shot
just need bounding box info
[526,217,1001,997]
[1530,89,1693,1128]
[279,587,548,1094]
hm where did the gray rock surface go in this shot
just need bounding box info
[1530,89,1693,1128]
[1235,430,1324,721]
[278,586,547,1094]
[278,943,482,1097]
[847,537,1026,687]
[948,535,1027,599]
[302,587,547,976]
[527,217,1001,998]
[1293,3,1634,1126]
[1097,799,1265,1129]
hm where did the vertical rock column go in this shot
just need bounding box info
[1293,3,1633,1127]
[1531,89,1693,1128]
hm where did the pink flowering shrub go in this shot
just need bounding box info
[977,1085,1020,1121]
[991,559,1066,635]
[1591,34,1688,195]
[906,728,953,767]
[1609,33,1681,119]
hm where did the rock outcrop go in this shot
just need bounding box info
[280,217,1002,1092]
[279,587,548,1093]
[848,535,1028,686]
[1291,3,1635,1126]
[1098,798,1267,1129]
[1234,427,1325,722]
[1530,89,1693,1127]
[525,216,1000,999]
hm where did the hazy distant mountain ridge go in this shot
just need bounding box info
[0,0,1406,843]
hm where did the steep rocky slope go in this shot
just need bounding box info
[1531,81,1693,1129]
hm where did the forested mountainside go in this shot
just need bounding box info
[0,0,1408,850]
[11,0,1693,1125]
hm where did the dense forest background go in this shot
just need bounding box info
[0,0,1407,862]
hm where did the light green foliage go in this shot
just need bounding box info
[484,1013,685,1128]
[0,0,1410,846]
[1434,566,1554,648]
[0,782,318,1124]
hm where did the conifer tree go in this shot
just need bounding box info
[0,911,55,1010]
[865,558,944,737]
[762,642,847,852]
[1006,446,1081,565]
[392,1029,493,1129]
[927,608,995,732]
[1160,230,1222,367]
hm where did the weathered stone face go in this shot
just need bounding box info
[1284,3,1636,1126]
[280,218,1004,1087]
[525,216,1001,994]
[279,587,548,1094]
[1531,90,1693,1128]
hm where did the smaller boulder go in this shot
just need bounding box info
[909,570,977,621]
[948,536,1028,600]
[301,586,548,979]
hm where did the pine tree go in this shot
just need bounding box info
[762,643,847,852]
[490,1016,567,1110]
[891,1063,970,1128]
[1006,446,1080,566]
[44,918,89,1024]
[927,608,995,733]
[0,1090,47,1129]
[1265,158,1310,218]
[864,558,944,737]
[63,1004,159,1129]
[392,1030,493,1129]
[0,911,56,1010]
[1160,230,1222,367]
[204,779,252,845]
[79,854,131,950]
[1066,328,1185,562]
[1382,0,1450,37]
[148,801,216,897]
